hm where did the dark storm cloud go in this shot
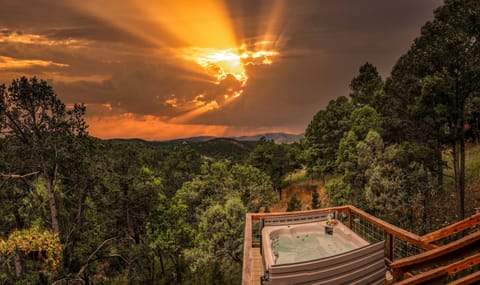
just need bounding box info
[0,0,443,138]
[189,0,444,128]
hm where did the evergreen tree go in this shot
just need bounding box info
[349,62,384,108]
[286,195,302,212]
[385,0,480,219]
[304,96,353,180]
[311,189,320,209]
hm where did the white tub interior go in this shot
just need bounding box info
[262,221,368,268]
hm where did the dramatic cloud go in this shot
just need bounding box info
[0,0,443,140]
[0,56,68,69]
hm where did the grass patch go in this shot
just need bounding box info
[443,144,480,189]
[282,168,309,188]
[465,144,480,184]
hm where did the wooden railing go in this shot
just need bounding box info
[242,206,480,285]
[390,212,480,284]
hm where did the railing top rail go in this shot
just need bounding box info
[390,230,480,270]
[250,206,350,220]
[420,212,480,244]
[394,252,480,285]
[347,206,435,250]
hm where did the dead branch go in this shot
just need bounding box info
[75,237,117,279]
[0,171,39,179]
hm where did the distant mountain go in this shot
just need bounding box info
[107,133,303,163]
[233,132,304,144]
[160,136,216,144]
[187,138,258,162]
[161,132,304,144]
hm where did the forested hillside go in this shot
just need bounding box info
[1,0,480,284]
[303,0,480,235]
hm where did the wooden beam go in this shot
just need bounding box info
[448,269,480,285]
[420,212,480,244]
[242,213,253,285]
[394,253,480,285]
[393,268,445,285]
[390,230,480,277]
[445,252,480,275]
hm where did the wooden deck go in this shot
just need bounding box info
[242,206,480,285]
[250,248,263,285]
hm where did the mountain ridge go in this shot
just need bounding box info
[161,132,304,144]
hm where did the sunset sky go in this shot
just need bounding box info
[1,0,443,140]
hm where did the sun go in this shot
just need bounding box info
[182,43,278,87]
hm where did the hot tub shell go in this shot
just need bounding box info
[260,215,385,285]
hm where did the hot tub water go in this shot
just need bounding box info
[271,232,357,264]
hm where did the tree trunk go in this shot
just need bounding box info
[46,172,60,234]
[41,152,61,234]
[436,145,444,193]
[171,254,182,283]
[14,253,22,278]
[422,188,429,235]
[453,132,466,220]
[459,133,466,219]
[159,253,165,276]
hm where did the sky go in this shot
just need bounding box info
[0,0,443,140]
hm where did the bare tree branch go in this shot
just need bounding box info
[0,171,39,179]
[75,237,117,279]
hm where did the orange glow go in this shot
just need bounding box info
[43,72,109,83]
[0,56,68,69]
[183,47,246,84]
[86,113,229,141]
[86,113,298,141]
[171,99,220,124]
[0,30,86,46]
[182,45,278,86]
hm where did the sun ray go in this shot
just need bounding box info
[65,0,281,122]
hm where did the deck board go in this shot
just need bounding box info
[251,247,264,285]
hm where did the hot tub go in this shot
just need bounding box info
[260,219,385,285]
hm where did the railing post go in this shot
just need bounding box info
[348,208,353,229]
[386,232,394,262]
[242,213,253,285]
[392,268,404,282]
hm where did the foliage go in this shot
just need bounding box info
[161,144,202,197]
[349,62,384,108]
[248,140,302,199]
[325,178,351,206]
[311,189,320,209]
[0,76,87,235]
[384,0,480,219]
[303,96,353,179]
[286,195,302,212]
[186,197,246,284]
[0,227,62,270]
